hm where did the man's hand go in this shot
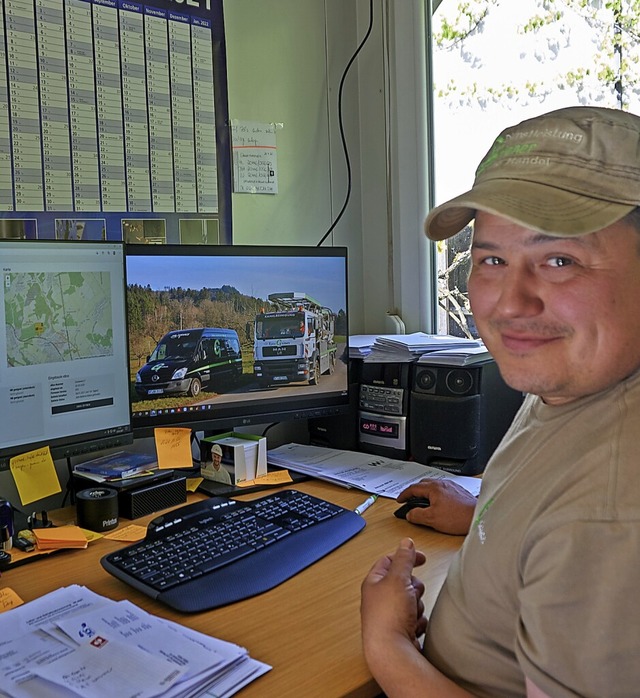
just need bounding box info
[361,539,477,697]
[361,538,427,653]
[397,479,477,535]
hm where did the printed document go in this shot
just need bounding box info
[268,443,482,498]
[0,585,270,698]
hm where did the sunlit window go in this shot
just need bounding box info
[431,0,640,337]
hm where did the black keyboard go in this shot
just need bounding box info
[100,489,366,612]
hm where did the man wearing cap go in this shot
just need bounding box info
[361,106,640,697]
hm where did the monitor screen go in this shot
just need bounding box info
[0,240,132,469]
[125,244,349,437]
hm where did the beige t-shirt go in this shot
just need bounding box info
[424,370,640,698]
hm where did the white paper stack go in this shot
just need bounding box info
[417,343,491,366]
[0,585,270,698]
[268,443,482,500]
[347,334,379,358]
[363,332,482,363]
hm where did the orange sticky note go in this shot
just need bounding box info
[0,587,24,613]
[10,446,62,506]
[33,525,88,550]
[105,524,146,542]
[237,471,293,488]
[154,427,193,469]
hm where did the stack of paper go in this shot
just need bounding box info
[363,333,482,363]
[268,443,482,499]
[33,525,88,550]
[0,584,270,698]
[347,334,379,358]
[418,343,491,366]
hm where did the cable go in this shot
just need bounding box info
[316,0,374,247]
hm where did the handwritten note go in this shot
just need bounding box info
[0,587,24,613]
[105,524,146,542]
[231,120,279,194]
[9,446,61,505]
[154,427,193,469]
[236,471,293,488]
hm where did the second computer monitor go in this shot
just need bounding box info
[125,244,350,437]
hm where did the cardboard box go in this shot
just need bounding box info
[202,433,267,485]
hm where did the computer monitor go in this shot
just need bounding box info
[125,244,350,439]
[0,240,133,470]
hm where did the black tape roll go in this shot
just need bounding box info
[76,487,119,532]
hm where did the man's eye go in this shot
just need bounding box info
[482,256,503,266]
[547,256,573,267]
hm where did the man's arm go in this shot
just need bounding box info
[361,538,475,697]
[397,479,477,535]
[361,539,548,698]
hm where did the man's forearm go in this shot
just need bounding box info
[363,633,476,698]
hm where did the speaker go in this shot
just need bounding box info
[409,358,523,475]
[117,476,187,519]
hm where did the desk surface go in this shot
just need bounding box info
[4,481,463,698]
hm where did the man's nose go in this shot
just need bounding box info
[495,268,543,318]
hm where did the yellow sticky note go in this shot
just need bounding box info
[154,428,193,469]
[10,446,62,506]
[236,470,294,488]
[79,528,104,543]
[186,477,203,492]
[0,587,24,613]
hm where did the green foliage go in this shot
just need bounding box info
[433,0,640,108]
[521,9,562,33]
[434,0,495,47]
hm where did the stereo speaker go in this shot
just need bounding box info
[409,358,523,475]
[117,475,187,519]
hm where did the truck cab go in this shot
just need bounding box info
[253,293,336,388]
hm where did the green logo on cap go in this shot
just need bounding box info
[477,135,538,176]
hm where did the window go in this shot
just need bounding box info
[431,0,640,337]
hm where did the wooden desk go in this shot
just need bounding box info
[3,481,463,698]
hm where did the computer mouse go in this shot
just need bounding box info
[394,497,431,519]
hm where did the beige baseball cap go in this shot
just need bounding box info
[425,106,640,241]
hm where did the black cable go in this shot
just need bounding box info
[316,0,374,247]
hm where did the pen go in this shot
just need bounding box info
[354,494,378,516]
